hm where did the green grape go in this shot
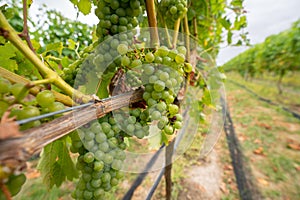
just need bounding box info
[174,121,182,129]
[168,104,179,115]
[175,113,183,121]
[131,59,142,68]
[156,46,169,57]
[10,83,29,101]
[99,142,110,152]
[111,159,122,170]
[149,75,158,83]
[153,80,165,92]
[151,110,161,120]
[83,190,93,199]
[17,106,40,120]
[117,43,128,55]
[164,125,174,135]
[157,101,167,112]
[110,0,120,10]
[177,46,187,55]
[142,91,150,100]
[84,152,95,163]
[127,116,136,124]
[48,102,65,113]
[121,55,131,66]
[144,65,155,75]
[126,124,135,133]
[151,91,162,100]
[170,6,177,14]
[101,122,111,134]
[159,71,169,81]
[147,98,157,107]
[145,52,155,62]
[184,62,193,73]
[0,78,11,94]
[101,172,111,183]
[175,53,185,64]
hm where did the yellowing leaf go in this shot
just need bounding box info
[78,0,92,15]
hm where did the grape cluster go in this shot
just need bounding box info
[71,115,127,200]
[95,0,144,40]
[0,76,65,130]
[158,0,188,27]
[113,44,191,139]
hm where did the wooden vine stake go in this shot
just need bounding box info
[165,140,175,200]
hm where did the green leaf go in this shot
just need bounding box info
[77,0,92,15]
[44,42,64,56]
[0,58,18,71]
[0,42,16,58]
[37,139,78,189]
[202,88,212,106]
[69,0,78,6]
[220,17,231,30]
[46,60,63,75]
[68,39,77,50]
[61,56,70,68]
[96,72,115,98]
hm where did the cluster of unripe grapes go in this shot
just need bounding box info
[95,0,144,40]
[0,76,64,130]
[0,77,65,198]
[71,115,127,199]
[158,0,188,26]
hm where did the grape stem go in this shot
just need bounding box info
[145,0,160,48]
[192,17,198,38]
[19,0,35,53]
[183,15,190,62]
[172,19,181,49]
[0,11,91,103]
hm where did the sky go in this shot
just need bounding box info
[5,0,300,66]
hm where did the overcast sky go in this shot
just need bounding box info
[9,0,300,66]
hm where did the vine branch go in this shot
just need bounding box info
[19,0,35,52]
[0,67,75,106]
[183,15,190,62]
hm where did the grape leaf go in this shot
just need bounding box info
[69,0,78,6]
[0,58,18,71]
[77,0,92,15]
[44,42,64,56]
[68,39,77,50]
[37,138,78,189]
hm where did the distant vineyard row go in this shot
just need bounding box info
[223,20,300,80]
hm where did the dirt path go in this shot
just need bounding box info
[178,149,223,200]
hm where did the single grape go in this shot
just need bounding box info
[145,52,155,62]
[0,78,11,94]
[84,152,95,163]
[153,80,165,92]
[117,44,128,55]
